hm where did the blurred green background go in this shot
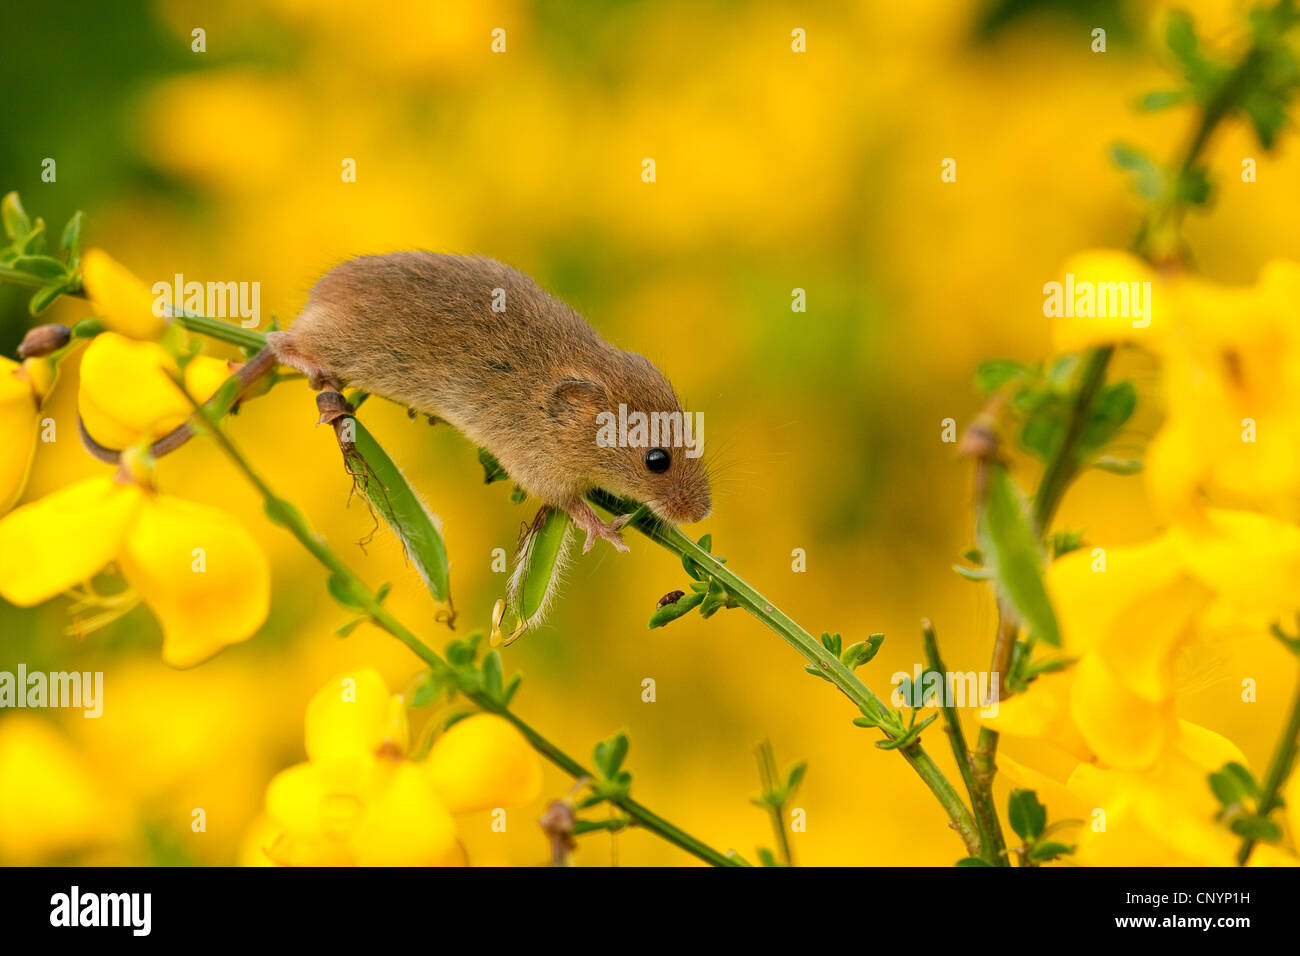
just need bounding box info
[2,0,1297,865]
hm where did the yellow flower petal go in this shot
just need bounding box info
[78,333,188,448]
[265,762,365,853]
[425,713,543,813]
[304,669,393,766]
[980,669,1093,761]
[1173,509,1300,612]
[0,359,40,513]
[1049,250,1165,353]
[117,493,270,667]
[0,476,143,606]
[351,762,461,866]
[0,716,115,862]
[80,248,168,340]
[996,752,1086,823]
[1069,653,1176,770]
[1048,533,1195,654]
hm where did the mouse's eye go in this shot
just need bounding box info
[644,448,671,473]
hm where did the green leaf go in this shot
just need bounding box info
[1209,770,1243,807]
[1165,10,1201,66]
[785,761,807,798]
[1028,841,1074,862]
[1049,529,1085,558]
[698,577,737,618]
[1008,789,1047,842]
[29,281,71,316]
[594,732,630,779]
[1136,89,1189,111]
[977,466,1061,646]
[1174,166,1212,206]
[1229,815,1282,843]
[1092,456,1142,475]
[409,672,442,707]
[842,633,884,668]
[60,211,83,263]
[10,254,67,281]
[974,359,1032,396]
[263,496,306,529]
[757,847,779,867]
[334,617,363,638]
[18,219,45,254]
[648,588,705,628]
[478,447,508,483]
[2,192,30,241]
[326,572,369,611]
[507,505,574,632]
[1080,381,1136,455]
[1110,143,1167,201]
[480,649,504,699]
[502,672,523,705]
[956,856,993,867]
[1222,762,1260,799]
[347,418,451,603]
[952,563,992,582]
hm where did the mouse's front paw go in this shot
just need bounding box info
[568,500,631,554]
[582,522,630,554]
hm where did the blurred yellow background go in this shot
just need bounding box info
[1,0,1297,865]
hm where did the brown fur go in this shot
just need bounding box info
[269,253,710,538]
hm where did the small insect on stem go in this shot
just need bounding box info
[657,589,686,608]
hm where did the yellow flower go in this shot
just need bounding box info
[0,716,120,863]
[0,357,44,513]
[1065,723,1296,867]
[261,669,543,866]
[1000,722,1296,867]
[1048,250,1170,354]
[0,474,269,667]
[78,332,230,449]
[80,248,168,340]
[989,510,1300,770]
[1146,260,1300,521]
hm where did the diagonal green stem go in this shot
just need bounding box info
[924,620,1005,865]
[163,311,980,858]
[182,390,738,868]
[1237,661,1300,865]
[589,489,982,855]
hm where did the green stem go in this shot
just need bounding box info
[924,620,1005,865]
[1237,661,1300,865]
[589,489,982,856]
[176,308,978,857]
[174,312,268,351]
[1031,346,1114,534]
[184,395,738,868]
[755,740,795,866]
[0,265,48,288]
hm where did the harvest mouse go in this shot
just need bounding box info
[266,252,711,553]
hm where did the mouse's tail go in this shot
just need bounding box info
[79,345,280,465]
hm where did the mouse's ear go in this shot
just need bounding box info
[545,375,607,427]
